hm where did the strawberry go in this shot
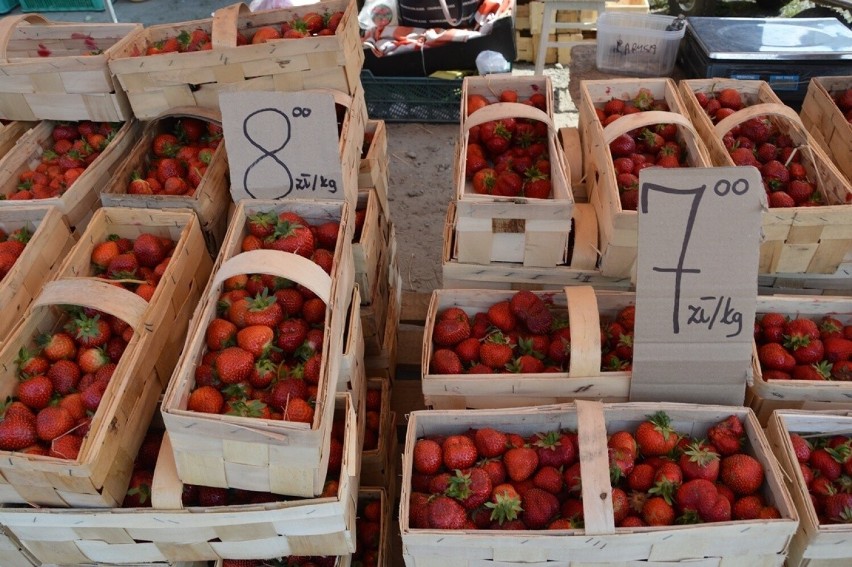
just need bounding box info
[80,379,108,412]
[486,301,516,333]
[642,496,675,526]
[49,434,82,460]
[431,348,463,374]
[504,446,538,482]
[214,347,254,384]
[627,463,655,492]
[123,469,154,507]
[413,438,443,474]
[792,362,832,381]
[433,317,471,348]
[833,360,852,381]
[480,332,513,370]
[90,240,120,270]
[707,415,744,456]
[446,467,492,509]
[758,343,796,372]
[35,406,75,441]
[428,495,468,529]
[442,434,478,470]
[679,440,720,482]
[68,313,111,348]
[532,430,576,468]
[811,447,847,480]
[16,348,49,378]
[243,291,284,328]
[152,133,179,158]
[732,495,764,520]
[720,453,764,495]
[48,359,81,395]
[0,418,37,451]
[301,298,326,325]
[282,397,314,423]
[474,428,508,458]
[314,221,340,250]
[532,465,564,495]
[133,233,168,268]
[824,492,852,523]
[789,433,812,463]
[521,487,559,529]
[716,88,743,110]
[769,192,796,208]
[236,325,275,358]
[205,318,237,351]
[268,218,315,257]
[38,331,77,361]
[635,411,679,457]
[609,134,636,157]
[825,337,852,363]
[16,375,54,409]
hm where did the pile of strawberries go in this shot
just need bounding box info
[0,307,135,458]
[463,90,555,199]
[187,210,341,424]
[429,290,636,375]
[692,88,825,208]
[595,88,685,212]
[126,117,222,197]
[755,313,852,381]
[7,121,121,201]
[833,88,852,125]
[408,412,776,530]
[90,232,177,302]
[363,385,382,452]
[0,226,31,281]
[218,494,381,567]
[142,10,344,54]
[788,432,852,524]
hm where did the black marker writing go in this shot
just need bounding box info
[242,107,293,199]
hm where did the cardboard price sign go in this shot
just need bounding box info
[629,166,764,406]
[219,91,344,201]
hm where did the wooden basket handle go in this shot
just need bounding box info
[564,286,602,377]
[712,102,803,139]
[0,13,49,64]
[211,2,251,49]
[211,249,332,304]
[602,110,697,145]
[32,279,148,330]
[576,400,616,535]
[462,102,557,138]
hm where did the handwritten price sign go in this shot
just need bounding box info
[219,91,344,201]
[629,166,765,406]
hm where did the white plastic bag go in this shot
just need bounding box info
[249,0,321,11]
[359,0,398,30]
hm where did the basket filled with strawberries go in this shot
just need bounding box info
[100,110,231,257]
[107,0,362,120]
[401,400,797,565]
[0,14,139,122]
[766,409,852,567]
[360,377,396,492]
[161,199,354,498]
[0,118,140,229]
[0,206,74,348]
[800,76,852,184]
[454,81,574,268]
[422,286,635,409]
[678,79,852,276]
[0,394,360,564]
[748,295,852,424]
[0,206,210,508]
[579,79,714,278]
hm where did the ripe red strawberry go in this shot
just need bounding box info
[609,134,636,157]
[680,440,720,482]
[825,337,852,363]
[428,495,468,529]
[707,415,744,456]
[532,430,576,468]
[431,348,463,374]
[49,433,82,460]
[635,411,679,457]
[521,487,559,529]
[47,359,81,395]
[38,331,77,361]
[413,438,443,474]
[474,427,508,458]
[446,467,492,509]
[789,433,812,463]
[487,301,516,332]
[504,446,539,482]
[16,375,54,409]
[282,397,314,423]
[35,406,75,441]
[214,347,254,384]
[769,192,796,208]
[0,417,37,451]
[642,496,675,526]
[480,333,513,370]
[720,453,764,495]
[433,317,471,348]
[268,218,315,257]
[80,379,108,412]
[532,465,564,494]
[824,492,852,523]
[811,447,846,480]
[509,290,553,334]
[187,385,224,414]
[205,318,237,351]
[442,434,478,470]
[758,343,796,372]
[133,233,168,268]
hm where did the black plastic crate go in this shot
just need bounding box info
[360,71,462,123]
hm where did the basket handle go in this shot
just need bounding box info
[602,110,697,145]
[712,102,804,138]
[463,102,557,138]
[211,2,251,50]
[565,286,602,378]
[211,249,332,304]
[32,279,149,331]
[576,399,616,535]
[0,14,50,64]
